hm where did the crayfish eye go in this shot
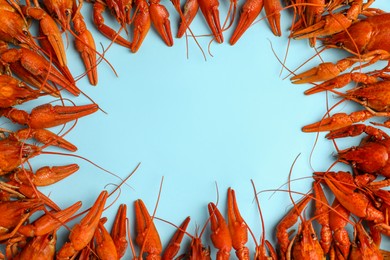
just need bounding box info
[65,9,71,16]
[24,208,30,213]
[22,146,33,158]
[311,233,316,239]
[125,6,129,11]
[297,234,303,241]
[48,234,53,240]
[336,42,344,48]
[22,30,29,36]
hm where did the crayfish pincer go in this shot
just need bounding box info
[56,190,108,259]
[0,103,98,129]
[134,199,163,259]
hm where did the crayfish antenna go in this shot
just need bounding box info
[250,180,277,260]
[162,216,191,259]
[38,150,123,182]
[221,0,237,32]
[171,0,207,61]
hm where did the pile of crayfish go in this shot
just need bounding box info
[0,0,390,258]
[4,168,390,259]
[286,0,390,258]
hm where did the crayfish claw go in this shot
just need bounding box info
[229,0,263,45]
[13,128,77,152]
[134,199,162,258]
[33,164,80,186]
[325,124,369,139]
[131,0,151,53]
[208,202,232,259]
[292,13,353,39]
[73,10,98,86]
[304,71,379,95]
[326,124,388,140]
[111,204,128,258]
[264,0,282,37]
[149,0,173,47]
[18,201,82,237]
[56,190,108,259]
[291,19,326,39]
[163,216,191,259]
[227,188,249,259]
[29,103,99,129]
[291,62,345,84]
[302,114,353,133]
[176,0,199,38]
[229,13,252,45]
[11,164,80,187]
[304,73,355,95]
[302,111,374,133]
[22,6,67,67]
[95,218,119,259]
[198,0,223,43]
[78,191,108,232]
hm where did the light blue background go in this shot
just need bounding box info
[4,0,389,257]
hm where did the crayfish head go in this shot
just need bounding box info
[18,232,57,259]
[42,0,73,31]
[0,75,41,107]
[21,143,41,160]
[344,82,390,113]
[291,222,324,260]
[349,222,382,259]
[322,18,372,54]
[4,13,39,51]
[338,142,388,174]
[122,0,132,24]
[188,237,211,260]
[0,199,43,228]
[105,0,132,26]
[0,139,41,175]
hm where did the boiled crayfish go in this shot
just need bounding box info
[292,12,390,86]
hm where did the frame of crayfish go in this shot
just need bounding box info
[1,0,390,258]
